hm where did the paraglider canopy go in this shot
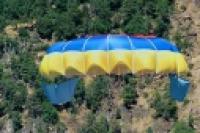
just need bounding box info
[39,34,188,79]
[39,34,190,105]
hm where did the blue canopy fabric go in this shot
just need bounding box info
[47,35,178,53]
[169,74,190,101]
[41,78,79,105]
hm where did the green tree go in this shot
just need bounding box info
[146,127,154,133]
[0,35,19,56]
[189,114,194,128]
[122,84,137,108]
[74,79,86,105]
[79,113,95,133]
[124,15,150,34]
[78,5,90,34]
[154,17,169,36]
[88,17,111,34]
[88,0,112,34]
[0,16,6,32]
[10,83,27,111]
[79,113,110,133]
[110,0,122,11]
[121,0,143,21]
[0,101,8,117]
[9,111,22,131]
[56,122,67,133]
[18,28,29,39]
[27,89,46,118]
[36,12,56,39]
[52,0,71,12]
[0,63,3,79]
[172,121,195,133]
[109,119,121,133]
[27,97,43,118]
[54,13,76,40]
[155,0,172,18]
[89,0,111,19]
[42,102,59,124]
[173,32,191,52]
[151,88,177,120]
[1,77,27,112]
[95,115,110,133]
[11,52,38,84]
[85,76,110,112]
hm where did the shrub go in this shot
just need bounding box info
[18,28,29,39]
[9,111,22,131]
[85,76,110,112]
[10,83,27,111]
[173,32,191,52]
[56,122,67,133]
[41,102,59,124]
[78,112,95,133]
[27,97,43,118]
[122,84,137,108]
[0,16,6,32]
[0,101,8,117]
[116,108,121,119]
[79,113,110,133]
[33,118,49,133]
[36,13,56,39]
[26,89,46,118]
[0,35,19,55]
[189,114,194,128]
[74,79,86,105]
[109,119,121,133]
[1,77,27,112]
[172,121,195,133]
[11,52,38,84]
[151,88,177,120]
[54,13,76,40]
[88,18,111,34]
[124,15,150,34]
[0,63,3,79]
[146,127,153,133]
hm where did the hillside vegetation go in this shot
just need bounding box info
[0,0,197,133]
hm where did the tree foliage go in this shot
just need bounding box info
[122,85,137,108]
[11,52,38,84]
[122,75,138,108]
[172,121,195,133]
[36,12,56,39]
[173,31,191,52]
[41,102,59,124]
[0,0,173,37]
[18,28,29,39]
[151,87,177,120]
[9,111,22,131]
[85,76,110,112]
[79,113,110,133]
[1,75,27,112]
[74,79,86,105]
[0,35,19,56]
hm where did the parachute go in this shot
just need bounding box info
[40,34,188,78]
[39,34,190,104]
[41,78,79,105]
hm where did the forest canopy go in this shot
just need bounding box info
[0,0,173,39]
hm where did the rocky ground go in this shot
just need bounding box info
[170,0,200,132]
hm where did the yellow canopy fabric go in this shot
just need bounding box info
[39,50,188,78]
